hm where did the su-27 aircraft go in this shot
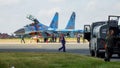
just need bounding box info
[24,12,77,42]
[14,12,83,39]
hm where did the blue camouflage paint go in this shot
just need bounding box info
[65,12,76,29]
[25,12,59,34]
[49,12,58,29]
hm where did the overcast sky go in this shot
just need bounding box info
[0,0,120,34]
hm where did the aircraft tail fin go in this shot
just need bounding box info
[65,12,76,29]
[49,12,59,29]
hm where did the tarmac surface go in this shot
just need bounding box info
[0,43,89,55]
[0,42,119,61]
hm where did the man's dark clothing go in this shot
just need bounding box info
[59,36,66,52]
[106,35,114,48]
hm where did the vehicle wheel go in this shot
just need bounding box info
[118,54,120,58]
[90,50,95,56]
[104,50,110,62]
[100,53,105,58]
[95,50,99,57]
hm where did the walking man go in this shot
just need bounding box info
[58,34,66,52]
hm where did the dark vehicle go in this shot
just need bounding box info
[84,22,107,57]
[84,15,120,61]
